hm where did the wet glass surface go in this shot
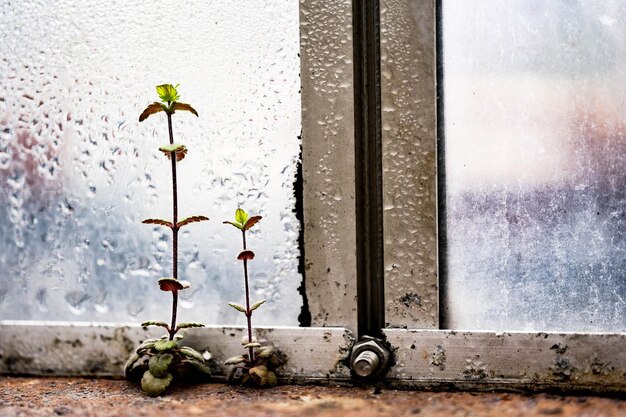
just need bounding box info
[0,1,302,325]
[442,0,626,331]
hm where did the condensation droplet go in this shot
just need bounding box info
[35,288,48,312]
[65,290,90,315]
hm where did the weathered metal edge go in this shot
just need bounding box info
[384,329,626,393]
[299,0,359,334]
[3,322,623,393]
[380,0,439,329]
[0,322,354,381]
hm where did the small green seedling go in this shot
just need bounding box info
[125,84,210,397]
[223,208,284,387]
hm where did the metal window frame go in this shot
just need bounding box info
[379,0,624,393]
[1,0,625,393]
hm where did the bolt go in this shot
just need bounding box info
[349,336,391,380]
[353,350,381,377]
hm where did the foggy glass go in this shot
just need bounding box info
[443,0,626,331]
[0,1,302,325]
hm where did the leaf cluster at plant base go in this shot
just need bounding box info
[225,342,285,388]
[125,336,211,397]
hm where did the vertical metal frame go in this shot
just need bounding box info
[380,0,439,329]
[352,0,385,338]
[300,0,359,334]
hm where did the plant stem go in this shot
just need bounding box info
[167,110,179,340]
[242,230,254,362]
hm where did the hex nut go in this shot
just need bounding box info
[350,337,391,379]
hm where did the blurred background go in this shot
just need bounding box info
[443,0,626,332]
[0,1,302,325]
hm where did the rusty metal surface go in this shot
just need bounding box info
[0,377,624,417]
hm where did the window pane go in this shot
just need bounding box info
[443,0,625,331]
[0,1,302,325]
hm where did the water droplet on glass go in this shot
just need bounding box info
[65,290,89,315]
[35,288,48,312]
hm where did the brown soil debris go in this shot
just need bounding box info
[0,377,624,417]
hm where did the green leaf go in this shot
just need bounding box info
[124,352,141,378]
[139,102,167,122]
[227,302,247,313]
[223,220,243,230]
[235,208,249,226]
[158,143,188,162]
[139,338,161,346]
[141,321,169,329]
[179,346,206,363]
[256,346,274,359]
[142,218,173,229]
[141,370,173,397]
[158,143,186,153]
[148,353,173,378]
[241,337,257,346]
[250,300,266,311]
[136,338,160,354]
[244,215,262,230]
[243,342,261,349]
[183,358,212,376]
[249,365,277,387]
[176,322,205,330]
[156,84,180,102]
[154,339,178,352]
[177,215,209,229]
[267,371,278,387]
[224,355,247,365]
[172,102,199,117]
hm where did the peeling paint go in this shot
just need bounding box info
[590,358,613,376]
[461,355,489,381]
[431,345,446,371]
[399,293,422,308]
[549,343,576,381]
[550,343,568,355]
[551,357,576,381]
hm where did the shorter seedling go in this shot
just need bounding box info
[223,208,284,387]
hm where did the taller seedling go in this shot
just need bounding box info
[125,84,210,397]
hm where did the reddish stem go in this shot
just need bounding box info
[242,229,254,362]
[167,110,179,340]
